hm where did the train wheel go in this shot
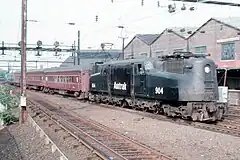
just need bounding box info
[153,108,160,114]
[191,112,200,121]
[121,101,127,108]
[143,107,148,112]
[132,105,138,110]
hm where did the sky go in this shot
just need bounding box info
[0,0,240,71]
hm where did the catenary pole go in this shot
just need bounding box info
[77,30,80,65]
[20,0,27,124]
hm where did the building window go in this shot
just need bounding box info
[195,46,207,54]
[155,51,164,57]
[140,52,148,57]
[221,42,235,60]
[173,48,184,52]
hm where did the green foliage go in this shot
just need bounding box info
[0,85,19,125]
[0,71,7,77]
[0,85,19,109]
[0,110,18,125]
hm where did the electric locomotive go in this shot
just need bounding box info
[89,52,227,122]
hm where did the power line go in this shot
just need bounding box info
[170,0,240,7]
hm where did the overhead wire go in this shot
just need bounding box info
[78,0,239,48]
[3,0,240,58]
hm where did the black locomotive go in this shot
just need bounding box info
[89,52,227,122]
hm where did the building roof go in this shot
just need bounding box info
[214,17,240,30]
[167,27,198,39]
[135,34,160,45]
[124,34,160,50]
[60,49,121,68]
[125,17,240,50]
[189,17,240,38]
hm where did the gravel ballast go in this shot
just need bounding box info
[28,91,240,160]
[0,121,59,160]
[29,112,101,160]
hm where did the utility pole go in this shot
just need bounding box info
[20,0,27,124]
[72,41,76,65]
[186,39,190,52]
[117,26,128,60]
[119,37,127,60]
[77,30,80,65]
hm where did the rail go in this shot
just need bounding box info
[27,114,69,160]
[27,98,173,160]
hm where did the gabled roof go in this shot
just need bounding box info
[167,27,198,39]
[136,34,160,45]
[124,34,160,50]
[189,17,240,38]
[151,27,197,44]
[214,17,240,30]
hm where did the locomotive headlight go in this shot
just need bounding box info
[204,65,211,73]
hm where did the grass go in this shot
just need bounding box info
[0,85,20,125]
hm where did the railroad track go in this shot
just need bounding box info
[27,90,240,138]
[27,98,173,160]
[27,114,69,160]
[95,103,240,138]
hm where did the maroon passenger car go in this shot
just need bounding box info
[43,66,90,99]
[26,69,45,90]
[13,71,21,86]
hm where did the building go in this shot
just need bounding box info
[188,17,240,89]
[124,28,198,58]
[125,17,240,90]
[151,27,197,57]
[188,17,240,67]
[123,34,159,59]
[60,49,121,68]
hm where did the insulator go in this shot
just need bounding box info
[181,4,186,10]
[111,0,113,2]
[157,1,160,7]
[168,4,175,13]
[95,15,98,22]
[190,7,195,11]
[141,0,144,6]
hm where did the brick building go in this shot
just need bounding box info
[125,17,240,68]
[188,17,240,68]
[187,17,240,89]
[151,27,197,57]
[124,17,240,90]
[124,34,159,59]
[124,27,198,58]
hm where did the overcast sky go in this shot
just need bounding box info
[0,0,240,70]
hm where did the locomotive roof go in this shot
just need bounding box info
[100,58,155,66]
[43,65,92,72]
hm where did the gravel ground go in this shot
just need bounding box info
[28,91,240,160]
[0,121,59,160]
[29,111,101,160]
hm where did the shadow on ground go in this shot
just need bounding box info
[0,126,23,160]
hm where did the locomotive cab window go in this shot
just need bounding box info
[101,67,107,76]
[137,64,144,74]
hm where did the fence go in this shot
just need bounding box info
[229,89,240,106]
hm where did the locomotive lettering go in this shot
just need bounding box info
[113,82,127,90]
[155,87,164,94]
[92,83,96,88]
